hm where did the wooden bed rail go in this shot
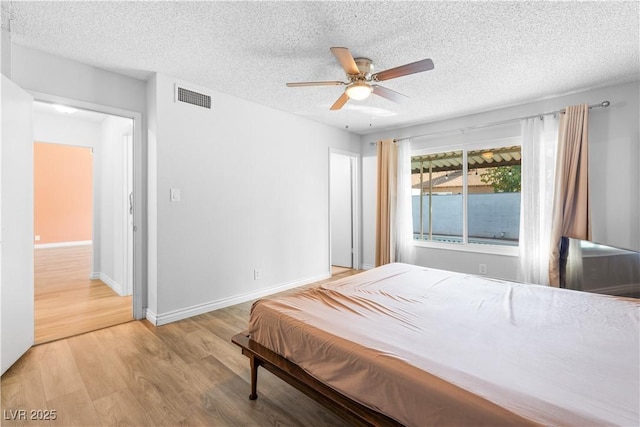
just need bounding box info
[231,332,403,427]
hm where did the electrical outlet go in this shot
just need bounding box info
[479,264,487,274]
[253,269,262,280]
[34,235,41,241]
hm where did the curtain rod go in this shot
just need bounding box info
[369,101,610,145]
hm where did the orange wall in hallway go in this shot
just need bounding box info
[34,142,93,244]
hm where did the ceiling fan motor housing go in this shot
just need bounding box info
[352,58,373,81]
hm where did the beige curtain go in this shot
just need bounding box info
[549,104,591,286]
[375,139,398,266]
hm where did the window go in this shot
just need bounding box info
[412,144,521,248]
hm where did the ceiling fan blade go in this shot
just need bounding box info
[372,58,434,82]
[330,47,360,75]
[372,85,409,103]
[286,81,345,87]
[330,92,349,110]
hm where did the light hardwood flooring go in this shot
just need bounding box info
[2,268,361,426]
[34,245,133,344]
[330,265,353,275]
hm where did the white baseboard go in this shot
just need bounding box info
[362,263,375,270]
[92,272,126,297]
[145,271,331,326]
[35,240,92,249]
[145,310,158,326]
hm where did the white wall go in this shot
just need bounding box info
[361,80,640,281]
[146,73,360,323]
[361,156,377,270]
[146,74,158,315]
[34,111,102,148]
[12,45,146,115]
[1,29,11,78]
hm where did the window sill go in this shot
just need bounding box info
[413,240,520,257]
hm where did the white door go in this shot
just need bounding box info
[330,152,353,268]
[1,75,34,375]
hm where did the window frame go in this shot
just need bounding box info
[411,137,521,256]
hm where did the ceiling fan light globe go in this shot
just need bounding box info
[346,82,372,100]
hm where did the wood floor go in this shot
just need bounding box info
[34,245,133,344]
[1,268,361,426]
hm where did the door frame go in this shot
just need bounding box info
[30,90,144,319]
[328,148,361,271]
[123,135,134,296]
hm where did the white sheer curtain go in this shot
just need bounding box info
[518,116,559,285]
[395,139,416,264]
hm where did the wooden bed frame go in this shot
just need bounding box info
[232,332,403,427]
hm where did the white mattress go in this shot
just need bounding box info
[249,263,640,426]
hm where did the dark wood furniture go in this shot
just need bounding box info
[231,332,403,427]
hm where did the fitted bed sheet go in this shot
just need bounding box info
[248,263,640,426]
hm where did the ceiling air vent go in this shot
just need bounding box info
[175,85,212,109]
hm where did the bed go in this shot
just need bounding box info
[232,263,640,426]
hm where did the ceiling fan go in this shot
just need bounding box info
[286,47,434,111]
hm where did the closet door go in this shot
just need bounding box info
[330,152,353,268]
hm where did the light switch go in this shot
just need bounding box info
[170,188,181,202]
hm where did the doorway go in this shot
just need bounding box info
[329,149,360,271]
[32,101,134,343]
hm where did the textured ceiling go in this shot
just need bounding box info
[2,1,639,135]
